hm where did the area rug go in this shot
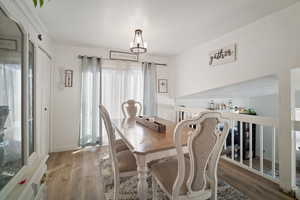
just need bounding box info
[99,153,250,200]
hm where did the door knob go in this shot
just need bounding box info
[44,107,48,111]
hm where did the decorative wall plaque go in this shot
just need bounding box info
[158,79,168,93]
[209,43,237,66]
[109,50,139,62]
[64,69,73,87]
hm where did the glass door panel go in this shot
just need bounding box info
[28,41,34,156]
[0,7,23,190]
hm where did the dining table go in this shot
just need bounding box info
[112,117,190,200]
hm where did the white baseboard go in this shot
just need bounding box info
[51,145,80,153]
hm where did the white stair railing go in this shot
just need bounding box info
[175,106,279,183]
[294,120,300,132]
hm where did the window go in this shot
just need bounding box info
[79,59,143,146]
[101,61,143,144]
[102,61,143,119]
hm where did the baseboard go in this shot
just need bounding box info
[51,145,80,153]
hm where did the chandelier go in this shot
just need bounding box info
[130,29,147,54]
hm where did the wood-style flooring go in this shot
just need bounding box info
[46,146,106,200]
[46,146,295,200]
[218,159,294,200]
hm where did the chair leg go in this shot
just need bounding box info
[113,172,120,200]
[211,176,218,200]
[113,179,120,200]
[99,161,106,194]
[152,176,158,200]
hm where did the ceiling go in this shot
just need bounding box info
[29,0,298,56]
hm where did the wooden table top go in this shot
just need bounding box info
[112,117,190,155]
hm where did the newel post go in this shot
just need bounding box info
[278,70,296,193]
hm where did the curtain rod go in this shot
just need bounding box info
[78,55,167,67]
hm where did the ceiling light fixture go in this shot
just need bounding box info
[130,29,147,54]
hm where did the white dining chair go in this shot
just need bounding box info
[150,112,229,200]
[117,99,142,152]
[121,99,142,118]
[99,105,137,200]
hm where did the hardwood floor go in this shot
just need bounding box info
[47,146,294,200]
[219,159,294,200]
[46,146,106,200]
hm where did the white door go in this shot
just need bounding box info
[37,48,52,156]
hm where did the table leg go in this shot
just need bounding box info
[135,154,148,200]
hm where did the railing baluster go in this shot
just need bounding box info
[249,123,253,168]
[231,120,235,160]
[272,128,276,178]
[223,120,227,150]
[240,121,243,164]
[260,125,264,175]
[174,106,279,183]
[224,133,227,149]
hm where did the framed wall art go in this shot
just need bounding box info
[158,79,168,93]
[109,50,139,62]
[64,69,73,87]
[209,43,237,66]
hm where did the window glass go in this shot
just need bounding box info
[28,41,34,156]
[0,8,23,190]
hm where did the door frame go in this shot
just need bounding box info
[38,46,53,154]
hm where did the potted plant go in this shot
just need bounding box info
[32,0,45,8]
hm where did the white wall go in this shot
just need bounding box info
[51,43,173,152]
[172,2,300,98]
[157,66,175,120]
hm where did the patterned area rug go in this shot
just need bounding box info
[99,153,250,200]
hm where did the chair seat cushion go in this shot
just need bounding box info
[115,139,129,152]
[116,150,137,173]
[150,157,190,196]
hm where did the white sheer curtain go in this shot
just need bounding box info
[0,62,22,165]
[0,63,22,141]
[79,56,102,146]
[142,62,157,116]
[101,60,143,144]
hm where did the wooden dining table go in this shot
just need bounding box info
[112,117,190,200]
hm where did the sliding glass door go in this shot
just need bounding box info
[79,59,143,146]
[101,61,143,144]
[0,7,23,191]
[28,41,35,156]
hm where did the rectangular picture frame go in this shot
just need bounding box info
[209,43,237,66]
[158,79,168,93]
[64,69,73,87]
[109,50,139,62]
